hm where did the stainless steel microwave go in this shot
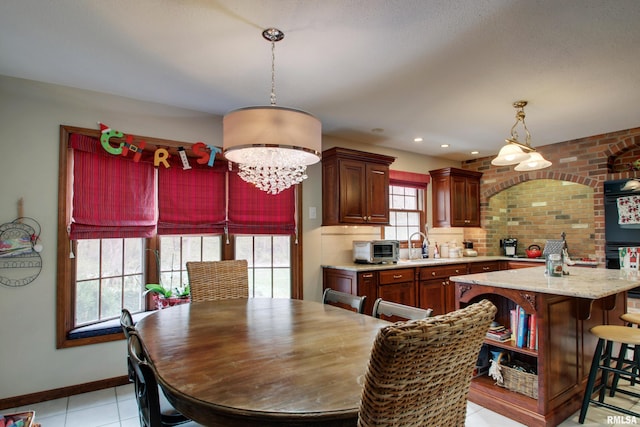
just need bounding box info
[353,240,399,264]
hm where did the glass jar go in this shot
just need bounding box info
[547,254,562,277]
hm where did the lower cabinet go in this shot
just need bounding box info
[417,264,467,315]
[378,269,416,306]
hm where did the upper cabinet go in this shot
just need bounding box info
[322,147,396,226]
[429,167,482,227]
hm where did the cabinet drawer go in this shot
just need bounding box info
[379,268,415,285]
[469,261,501,274]
[418,264,467,280]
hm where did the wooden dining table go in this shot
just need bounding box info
[135,298,390,427]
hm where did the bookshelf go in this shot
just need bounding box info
[454,281,626,427]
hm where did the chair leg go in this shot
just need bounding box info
[610,343,629,397]
[598,340,614,403]
[580,338,604,424]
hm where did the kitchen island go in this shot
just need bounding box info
[450,266,640,427]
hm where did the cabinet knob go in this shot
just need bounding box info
[431,271,436,276]
[483,266,490,271]
[362,273,373,278]
[455,269,460,273]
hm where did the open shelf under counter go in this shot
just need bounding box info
[451,268,632,427]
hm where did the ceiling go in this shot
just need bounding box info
[1,0,639,161]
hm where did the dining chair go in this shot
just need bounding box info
[371,298,433,322]
[358,299,497,427]
[186,260,249,303]
[322,288,367,314]
[127,330,202,427]
[120,309,136,382]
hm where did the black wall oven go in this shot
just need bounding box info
[604,179,640,296]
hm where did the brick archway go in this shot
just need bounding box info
[482,172,599,202]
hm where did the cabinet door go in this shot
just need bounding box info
[431,174,451,228]
[378,282,416,306]
[464,177,480,226]
[338,159,367,223]
[451,175,468,227]
[366,163,390,224]
[358,272,378,315]
[418,278,447,315]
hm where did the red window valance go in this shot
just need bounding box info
[389,170,430,188]
[69,134,156,239]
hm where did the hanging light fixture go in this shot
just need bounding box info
[491,101,551,171]
[223,28,322,195]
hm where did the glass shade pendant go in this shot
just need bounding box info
[491,144,531,166]
[514,152,552,171]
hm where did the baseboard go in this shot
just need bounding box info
[0,376,130,410]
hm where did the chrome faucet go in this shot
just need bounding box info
[408,232,428,260]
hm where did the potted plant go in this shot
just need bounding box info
[145,283,191,309]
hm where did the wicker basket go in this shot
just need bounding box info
[500,364,538,399]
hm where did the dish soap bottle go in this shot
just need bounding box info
[422,239,429,258]
[433,242,440,259]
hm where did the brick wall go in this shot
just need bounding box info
[461,126,640,265]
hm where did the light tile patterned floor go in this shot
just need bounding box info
[4,381,640,426]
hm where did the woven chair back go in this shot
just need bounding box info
[358,299,497,427]
[186,260,249,303]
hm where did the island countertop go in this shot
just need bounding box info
[450,266,640,299]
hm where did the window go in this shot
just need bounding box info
[57,126,302,348]
[383,171,430,247]
[236,235,292,298]
[75,238,145,325]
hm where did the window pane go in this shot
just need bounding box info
[273,268,290,298]
[391,194,404,209]
[203,236,221,261]
[160,236,180,271]
[235,236,253,266]
[254,236,272,268]
[124,238,143,275]
[182,236,202,266]
[101,239,123,277]
[408,212,420,226]
[76,279,99,324]
[384,226,396,239]
[76,240,100,281]
[396,227,409,241]
[253,268,272,298]
[273,236,290,267]
[123,275,143,312]
[101,276,123,319]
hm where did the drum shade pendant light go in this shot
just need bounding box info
[223,28,322,194]
[492,101,551,171]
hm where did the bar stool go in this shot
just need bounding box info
[579,325,640,423]
[610,313,640,391]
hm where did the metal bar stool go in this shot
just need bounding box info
[579,324,640,423]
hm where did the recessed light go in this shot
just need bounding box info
[371,128,384,133]
[440,144,449,148]
[471,150,479,155]
[414,137,423,143]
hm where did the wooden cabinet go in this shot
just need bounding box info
[429,167,482,227]
[417,264,467,315]
[454,283,626,427]
[505,261,539,270]
[322,147,395,226]
[378,269,416,307]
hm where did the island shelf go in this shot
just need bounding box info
[452,266,635,427]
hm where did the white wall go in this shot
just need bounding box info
[0,75,458,400]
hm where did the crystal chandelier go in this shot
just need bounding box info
[223,28,322,195]
[491,101,551,171]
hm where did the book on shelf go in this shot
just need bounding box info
[486,327,512,342]
[515,305,529,348]
[528,313,537,351]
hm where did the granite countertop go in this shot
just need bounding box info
[450,266,640,299]
[322,256,597,272]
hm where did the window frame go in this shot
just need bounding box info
[56,125,303,348]
[383,184,427,249]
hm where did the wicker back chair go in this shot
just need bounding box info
[358,299,497,427]
[322,288,367,314]
[186,260,249,303]
[371,298,433,322]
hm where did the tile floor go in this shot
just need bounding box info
[4,381,640,426]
